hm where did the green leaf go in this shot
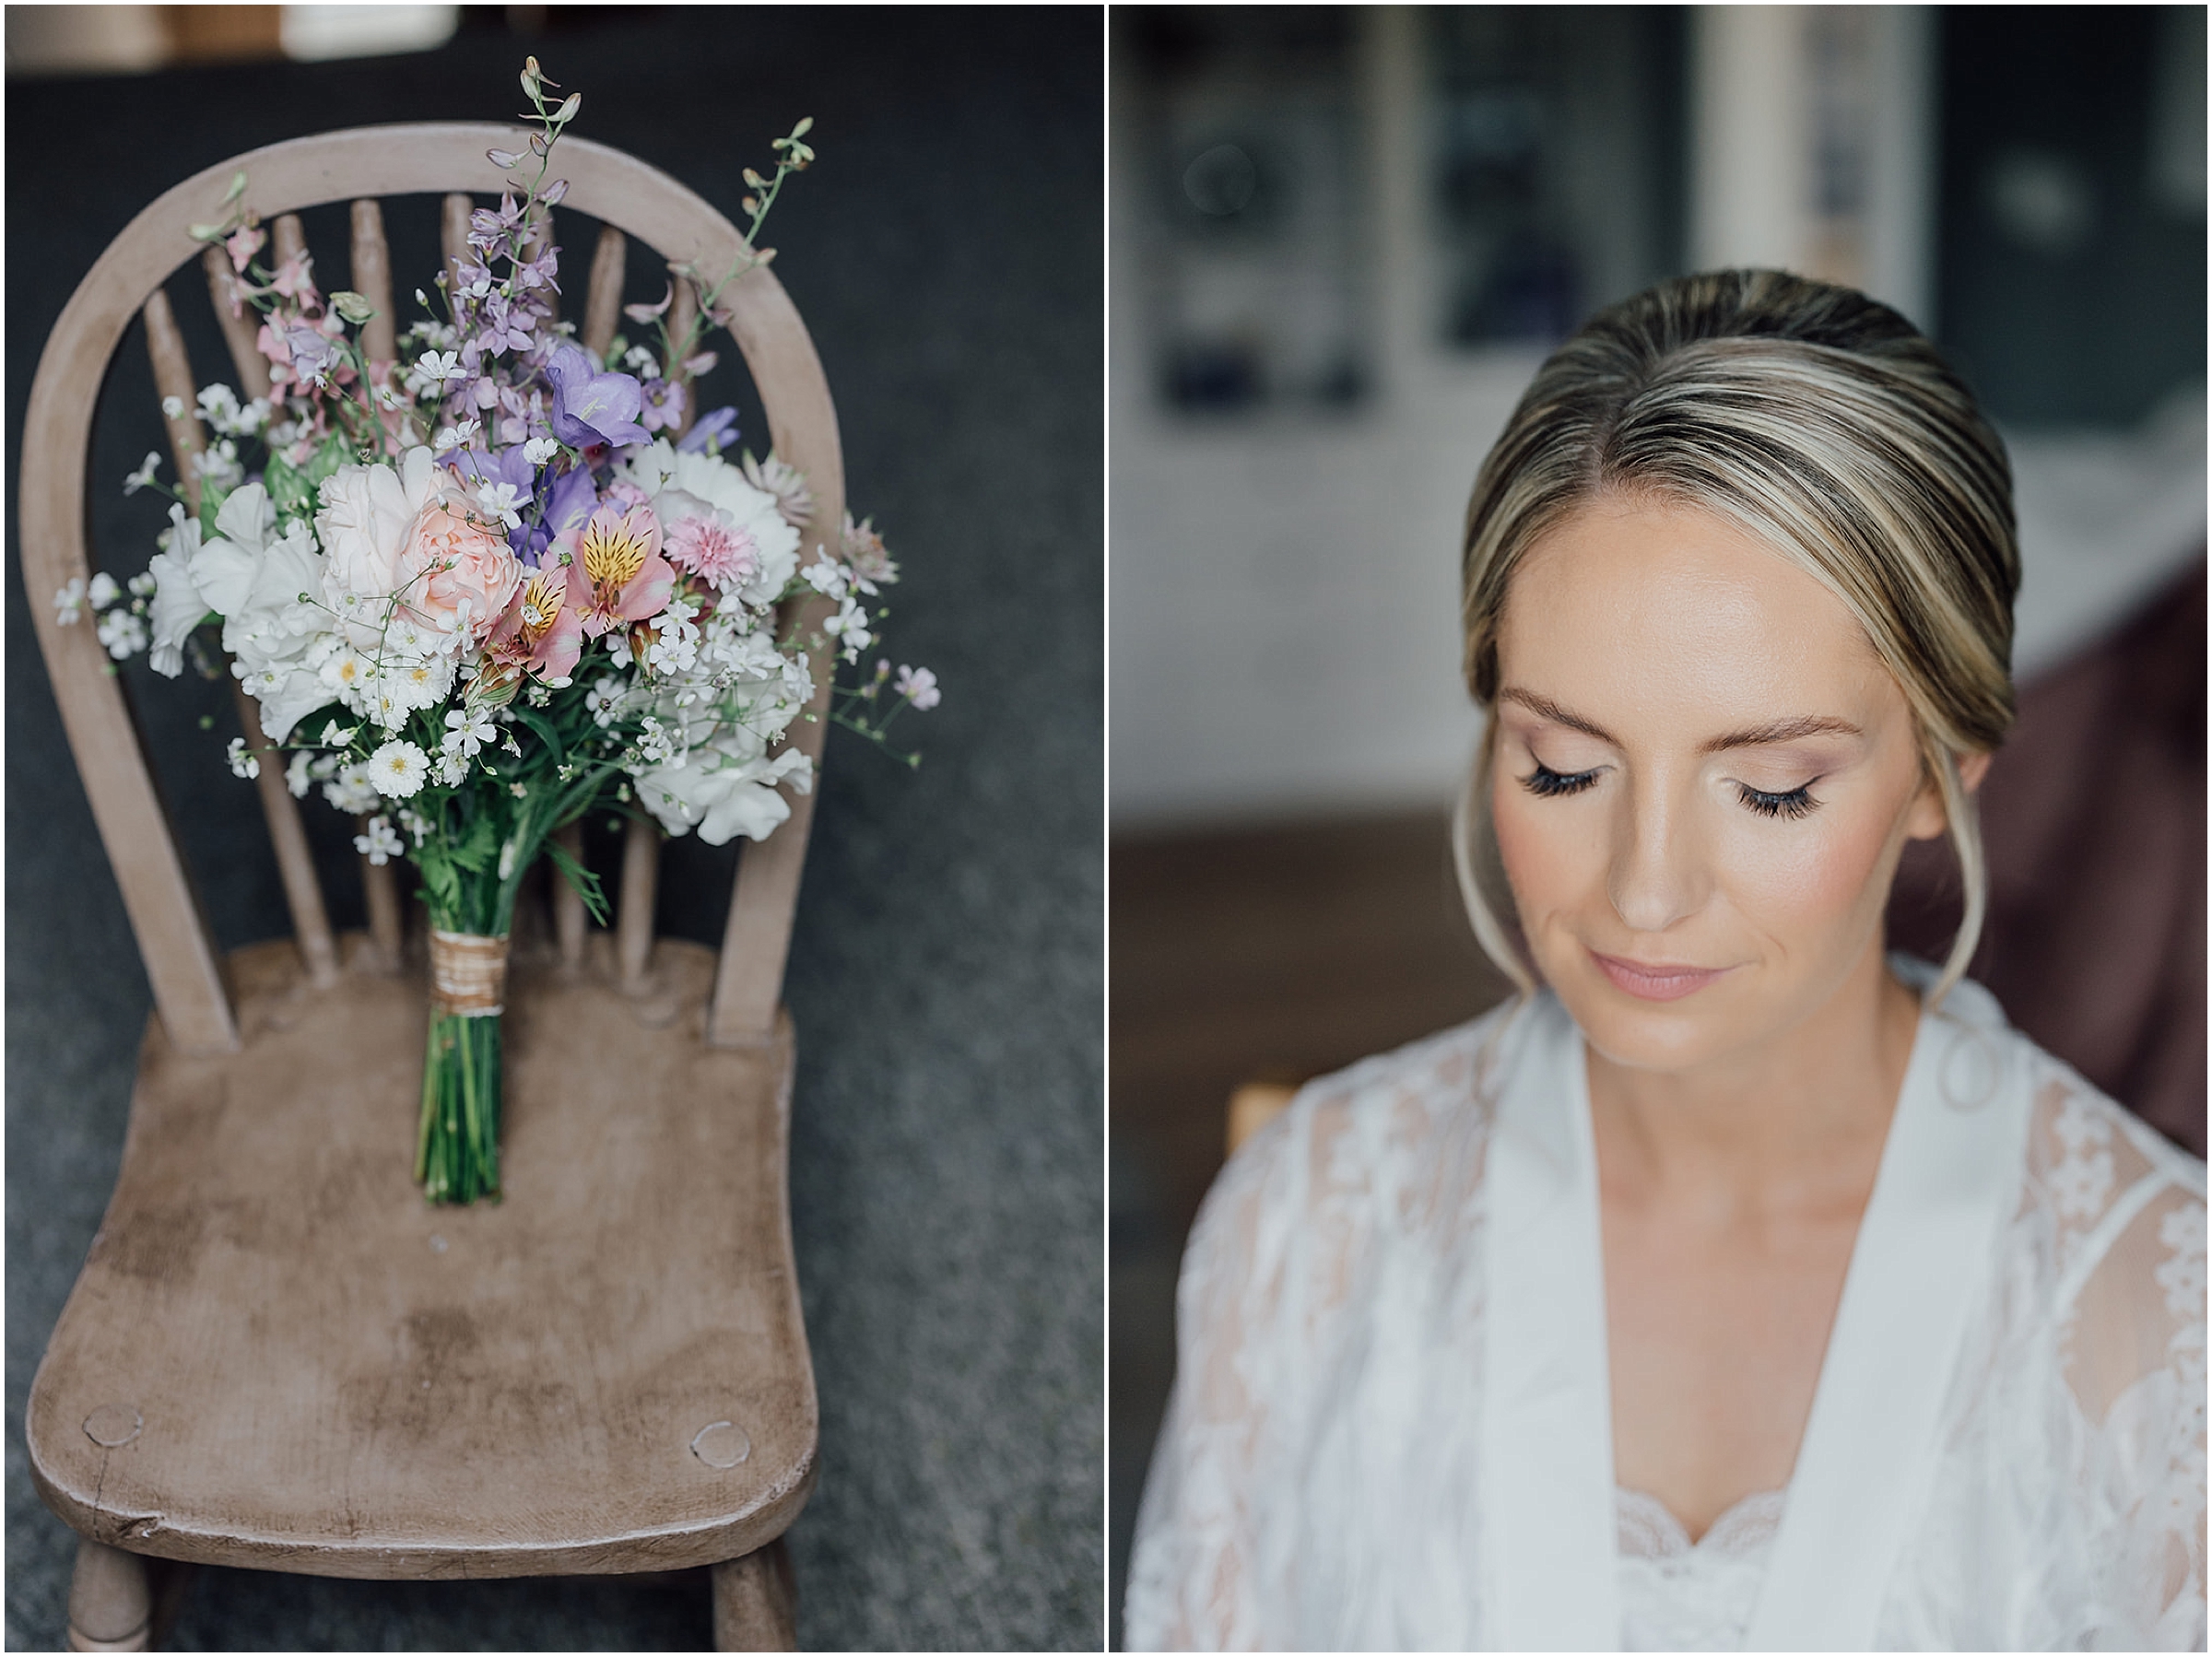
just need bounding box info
[262,449,310,519]
[543,836,610,928]
[508,705,565,764]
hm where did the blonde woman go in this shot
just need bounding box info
[1124,272,2206,1651]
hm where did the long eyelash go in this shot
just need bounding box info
[1523,762,1600,798]
[1737,781,1818,819]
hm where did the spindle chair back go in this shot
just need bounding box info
[20,123,843,1651]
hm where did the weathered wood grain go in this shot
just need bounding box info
[28,940,817,1580]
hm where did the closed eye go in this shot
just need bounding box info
[1736,781,1819,819]
[1522,761,1601,798]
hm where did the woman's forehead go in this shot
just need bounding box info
[1499,499,1895,726]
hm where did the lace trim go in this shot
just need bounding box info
[1615,1486,1785,1560]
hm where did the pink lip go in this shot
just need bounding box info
[1591,950,1731,1002]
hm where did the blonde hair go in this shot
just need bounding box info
[1454,270,2019,1007]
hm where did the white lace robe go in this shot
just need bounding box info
[1124,968,2207,1651]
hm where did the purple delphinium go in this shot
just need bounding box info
[532,464,599,560]
[545,343,652,450]
[680,406,739,455]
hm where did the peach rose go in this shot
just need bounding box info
[317,446,520,652]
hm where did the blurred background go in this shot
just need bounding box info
[8,6,1100,1650]
[1109,5,2206,1643]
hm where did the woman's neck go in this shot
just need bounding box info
[1583,940,1922,1221]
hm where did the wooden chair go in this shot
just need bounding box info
[19,123,847,1651]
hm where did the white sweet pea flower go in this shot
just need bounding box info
[190,484,333,738]
[145,505,210,676]
[635,738,811,847]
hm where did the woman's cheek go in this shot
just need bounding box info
[1712,797,1896,950]
[1492,777,1599,940]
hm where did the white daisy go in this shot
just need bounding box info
[368,739,430,799]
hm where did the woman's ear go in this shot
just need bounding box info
[1903,748,1991,841]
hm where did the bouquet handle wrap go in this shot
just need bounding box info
[418,928,510,1203]
[429,930,509,1018]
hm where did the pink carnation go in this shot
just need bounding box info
[663,510,761,593]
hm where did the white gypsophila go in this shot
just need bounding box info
[442,706,495,758]
[822,593,872,661]
[615,441,801,606]
[53,577,87,625]
[97,607,148,660]
[191,440,245,494]
[285,750,312,799]
[368,739,429,799]
[145,504,211,677]
[88,571,121,609]
[225,736,260,780]
[354,816,404,865]
[323,761,381,815]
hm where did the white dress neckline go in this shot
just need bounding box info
[1480,963,2037,1651]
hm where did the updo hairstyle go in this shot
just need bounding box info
[1453,269,2020,1006]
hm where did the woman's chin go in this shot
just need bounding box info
[1540,943,1761,1074]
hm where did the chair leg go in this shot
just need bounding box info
[66,1538,150,1651]
[710,1537,796,1651]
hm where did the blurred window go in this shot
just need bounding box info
[1938,6,2206,428]
[1130,7,1370,416]
[1429,6,1686,348]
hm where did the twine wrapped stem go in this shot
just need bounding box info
[429,929,509,1018]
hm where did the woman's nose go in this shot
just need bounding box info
[1606,777,1705,935]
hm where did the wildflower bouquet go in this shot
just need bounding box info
[70,62,935,1204]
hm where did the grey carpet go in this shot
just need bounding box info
[6,7,1102,1649]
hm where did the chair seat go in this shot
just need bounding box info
[26,936,817,1580]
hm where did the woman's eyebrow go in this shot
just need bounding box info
[1700,714,1864,753]
[1498,687,1618,744]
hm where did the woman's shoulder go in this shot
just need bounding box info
[1233,996,1521,1168]
[1946,981,2206,1369]
[1194,997,1528,1259]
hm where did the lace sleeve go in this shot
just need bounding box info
[2041,1067,2208,1650]
[1123,1062,1394,1651]
[1122,1103,1305,1651]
